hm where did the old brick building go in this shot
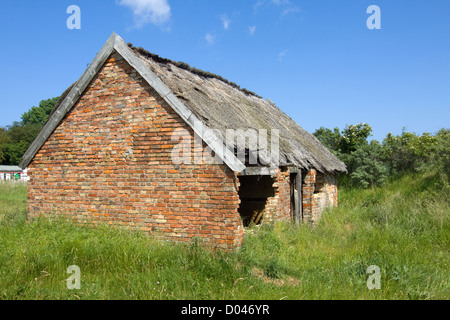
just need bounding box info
[20,33,346,250]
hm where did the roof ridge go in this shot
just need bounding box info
[127,43,263,99]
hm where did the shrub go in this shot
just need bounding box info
[340,141,389,188]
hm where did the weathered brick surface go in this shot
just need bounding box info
[263,169,291,223]
[27,52,243,250]
[302,169,338,224]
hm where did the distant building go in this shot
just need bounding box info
[0,166,29,182]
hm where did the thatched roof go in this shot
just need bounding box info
[20,33,346,174]
[128,46,346,174]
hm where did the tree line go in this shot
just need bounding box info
[313,123,449,188]
[0,97,59,165]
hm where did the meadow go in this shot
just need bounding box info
[0,173,448,300]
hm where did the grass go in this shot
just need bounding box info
[0,173,448,300]
[0,183,27,224]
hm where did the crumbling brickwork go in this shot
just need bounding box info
[263,169,291,223]
[302,169,338,224]
[27,52,243,250]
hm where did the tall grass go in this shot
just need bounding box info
[241,173,449,299]
[0,174,448,300]
[0,183,27,223]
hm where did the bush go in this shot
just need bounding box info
[430,129,450,183]
[315,124,449,189]
[341,141,389,188]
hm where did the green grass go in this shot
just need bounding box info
[0,183,27,223]
[0,174,448,300]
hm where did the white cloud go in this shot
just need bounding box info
[205,33,216,45]
[270,0,289,5]
[254,0,301,15]
[220,14,231,30]
[281,6,301,15]
[118,0,171,28]
[278,50,288,62]
[248,26,256,36]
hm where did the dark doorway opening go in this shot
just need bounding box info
[238,175,275,227]
[290,171,303,225]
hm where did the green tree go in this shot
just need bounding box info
[1,122,42,165]
[383,131,417,174]
[314,123,448,188]
[313,127,342,154]
[341,141,389,188]
[313,123,373,155]
[7,122,42,145]
[382,129,438,175]
[340,123,373,154]
[429,129,450,182]
[0,127,11,163]
[315,123,384,188]
[21,97,59,126]
[1,97,60,165]
[1,141,29,165]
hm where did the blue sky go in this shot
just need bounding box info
[0,0,449,141]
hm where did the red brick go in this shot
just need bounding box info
[27,52,244,250]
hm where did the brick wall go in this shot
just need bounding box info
[302,169,338,224]
[27,52,243,250]
[262,169,291,223]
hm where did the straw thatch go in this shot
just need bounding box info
[128,45,347,174]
